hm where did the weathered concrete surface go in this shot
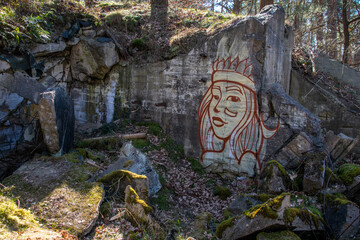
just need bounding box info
[302,152,325,194]
[0,71,46,104]
[315,54,360,91]
[0,59,11,72]
[290,69,360,154]
[38,87,74,154]
[325,131,359,161]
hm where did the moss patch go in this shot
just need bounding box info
[77,137,123,151]
[325,193,357,207]
[215,217,237,238]
[337,164,360,185]
[256,230,301,240]
[266,160,288,177]
[187,158,205,175]
[126,187,152,215]
[244,193,289,219]
[98,169,147,184]
[284,207,324,229]
[213,186,232,200]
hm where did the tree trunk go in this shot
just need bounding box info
[150,0,168,25]
[316,0,324,52]
[260,0,273,11]
[327,0,337,59]
[233,0,241,15]
[342,0,350,64]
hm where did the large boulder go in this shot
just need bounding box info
[226,195,262,217]
[70,37,119,81]
[2,155,104,237]
[256,231,301,240]
[38,87,75,154]
[97,142,161,196]
[0,59,11,72]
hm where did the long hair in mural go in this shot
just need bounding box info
[198,57,279,174]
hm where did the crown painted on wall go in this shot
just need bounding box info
[212,57,255,90]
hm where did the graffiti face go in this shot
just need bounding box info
[198,57,279,176]
[209,81,246,139]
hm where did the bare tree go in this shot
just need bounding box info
[260,0,273,10]
[150,0,168,25]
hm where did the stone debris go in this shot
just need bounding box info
[302,152,326,195]
[97,142,161,196]
[325,130,359,162]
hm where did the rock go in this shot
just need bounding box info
[97,142,161,196]
[275,132,314,169]
[325,194,360,239]
[2,155,104,237]
[325,131,359,162]
[0,59,11,72]
[38,87,75,154]
[67,37,80,46]
[98,170,150,202]
[190,212,211,240]
[256,231,301,240]
[218,194,291,239]
[227,195,261,217]
[259,160,290,194]
[0,71,46,104]
[218,194,324,239]
[70,38,119,81]
[31,41,66,57]
[124,185,161,232]
[348,175,360,198]
[83,29,96,38]
[38,76,57,88]
[214,186,232,200]
[303,152,325,195]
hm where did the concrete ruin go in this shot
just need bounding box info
[0,5,359,179]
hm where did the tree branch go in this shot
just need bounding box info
[349,15,360,24]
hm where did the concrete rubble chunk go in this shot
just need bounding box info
[227,195,261,217]
[38,87,74,154]
[259,161,290,194]
[325,131,359,161]
[303,152,326,194]
[70,37,119,81]
[219,194,324,239]
[325,195,360,240]
[31,41,66,57]
[0,71,46,104]
[275,132,314,169]
[0,60,11,72]
[97,142,161,196]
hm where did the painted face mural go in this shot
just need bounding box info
[198,57,279,176]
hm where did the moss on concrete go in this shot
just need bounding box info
[337,164,360,186]
[215,217,237,238]
[256,230,301,240]
[123,159,134,168]
[266,160,288,177]
[244,193,289,219]
[214,186,232,200]
[284,207,324,229]
[325,193,358,207]
[77,137,123,151]
[187,158,205,175]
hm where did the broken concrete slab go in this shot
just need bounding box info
[325,131,359,161]
[38,87,74,154]
[259,160,290,194]
[0,72,46,104]
[275,132,314,169]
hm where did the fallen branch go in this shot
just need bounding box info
[103,22,128,59]
[81,133,147,143]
